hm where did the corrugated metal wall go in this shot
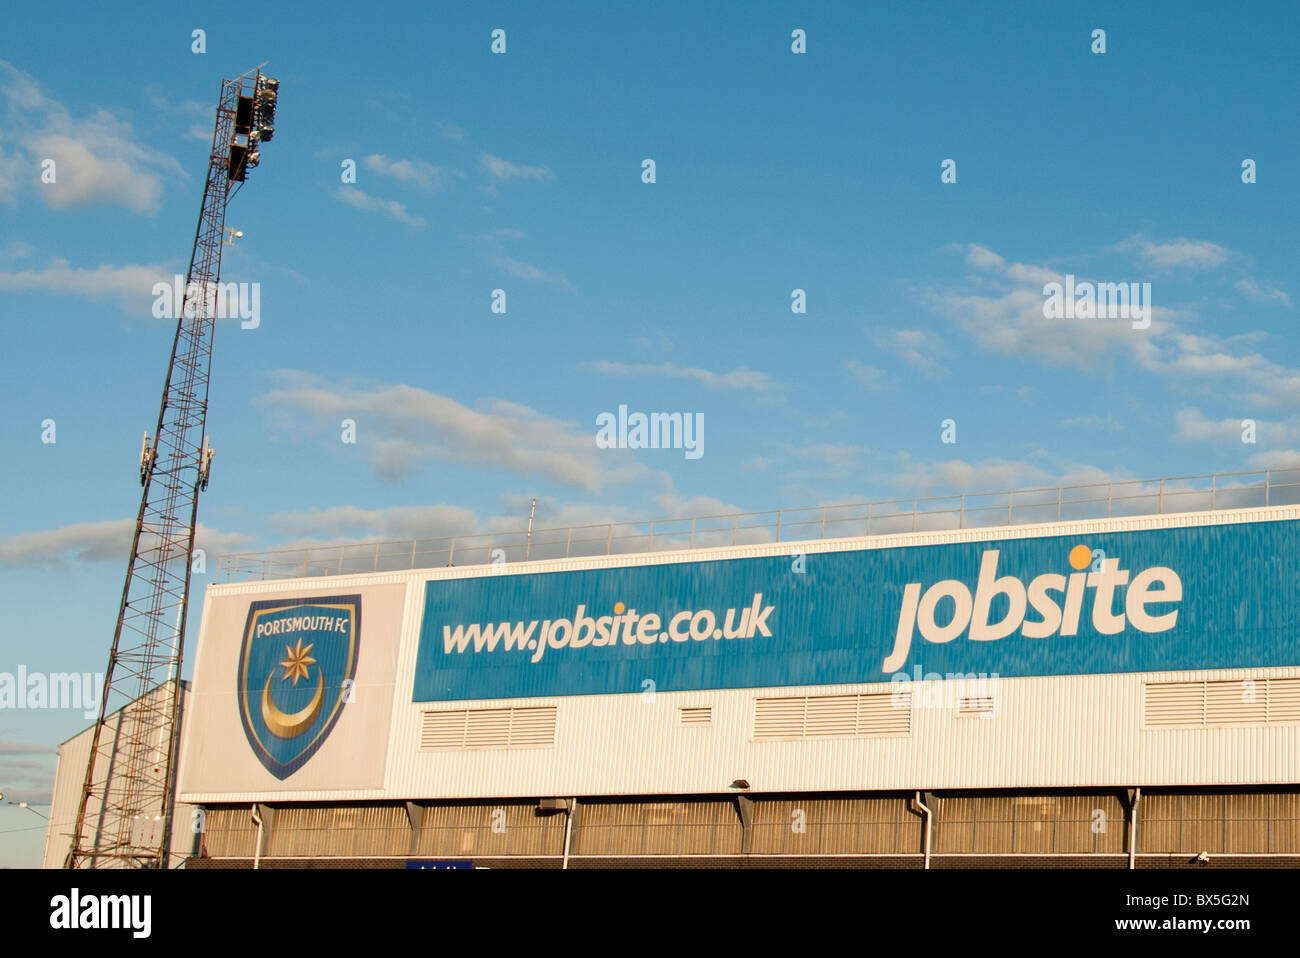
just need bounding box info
[1142,790,1300,853]
[415,800,565,857]
[202,806,261,858]
[572,798,740,856]
[351,667,1300,804]
[266,805,409,858]
[933,792,1125,853]
[43,682,198,868]
[750,796,915,854]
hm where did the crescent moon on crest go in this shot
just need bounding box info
[262,667,325,739]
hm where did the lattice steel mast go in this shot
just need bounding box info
[66,67,280,869]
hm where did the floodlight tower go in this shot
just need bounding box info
[65,67,280,869]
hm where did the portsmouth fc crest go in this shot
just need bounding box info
[237,594,361,779]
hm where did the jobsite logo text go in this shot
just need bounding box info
[883,546,1182,671]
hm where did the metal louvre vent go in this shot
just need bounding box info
[754,690,910,740]
[679,707,712,727]
[957,695,996,716]
[420,706,557,749]
[1145,682,1204,726]
[1270,679,1300,722]
[1145,678,1300,728]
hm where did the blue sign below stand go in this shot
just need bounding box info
[406,859,473,869]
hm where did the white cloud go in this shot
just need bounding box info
[893,456,1054,493]
[480,152,554,182]
[783,443,864,479]
[870,327,950,378]
[363,154,462,191]
[650,490,747,519]
[334,186,426,226]
[843,359,890,390]
[0,259,170,312]
[1173,408,1244,442]
[0,59,185,214]
[932,244,1178,371]
[963,243,1005,269]
[932,285,1165,370]
[0,144,19,203]
[1247,450,1300,470]
[257,371,650,492]
[1059,413,1123,431]
[263,497,666,555]
[0,519,248,569]
[1174,407,1300,445]
[1236,277,1291,307]
[887,453,1140,500]
[269,504,481,541]
[935,242,1300,402]
[1114,236,1231,269]
[583,360,777,391]
[492,255,574,290]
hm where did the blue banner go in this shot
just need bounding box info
[412,519,1300,701]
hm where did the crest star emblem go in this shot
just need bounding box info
[279,638,317,686]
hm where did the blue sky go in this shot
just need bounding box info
[0,1,1296,865]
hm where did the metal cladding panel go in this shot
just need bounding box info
[43,684,197,868]
[184,506,1300,800]
[380,668,1300,798]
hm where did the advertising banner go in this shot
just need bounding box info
[414,519,1300,701]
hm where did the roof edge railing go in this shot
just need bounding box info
[217,467,1300,582]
